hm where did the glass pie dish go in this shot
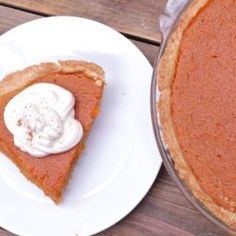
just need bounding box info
[151,0,236,234]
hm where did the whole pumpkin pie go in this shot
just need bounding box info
[0,60,105,203]
[158,0,236,227]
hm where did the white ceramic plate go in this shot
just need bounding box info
[0,16,162,236]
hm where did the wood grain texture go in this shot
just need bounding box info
[0,4,228,236]
[0,0,166,43]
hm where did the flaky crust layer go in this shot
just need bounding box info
[0,60,105,96]
[157,0,236,228]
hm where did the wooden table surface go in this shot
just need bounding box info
[0,1,227,236]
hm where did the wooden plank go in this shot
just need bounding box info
[0,0,167,43]
[0,5,227,236]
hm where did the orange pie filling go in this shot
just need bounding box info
[171,0,236,212]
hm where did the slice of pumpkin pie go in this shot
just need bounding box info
[0,60,105,203]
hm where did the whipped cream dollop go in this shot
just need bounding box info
[4,83,83,157]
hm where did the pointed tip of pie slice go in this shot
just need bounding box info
[0,60,105,203]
